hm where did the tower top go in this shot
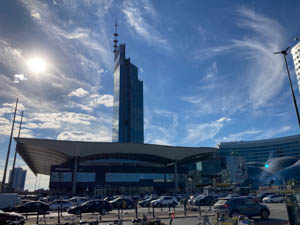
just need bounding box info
[113,17,118,53]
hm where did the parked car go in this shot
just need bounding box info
[49,200,72,211]
[214,197,270,219]
[187,195,198,205]
[150,196,178,207]
[138,196,158,207]
[68,197,89,206]
[104,196,116,202]
[0,209,25,225]
[15,201,49,214]
[68,200,112,215]
[109,197,134,209]
[225,193,241,198]
[193,195,217,206]
[257,192,274,202]
[262,194,285,203]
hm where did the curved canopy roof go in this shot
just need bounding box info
[15,138,217,175]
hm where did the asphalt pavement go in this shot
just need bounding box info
[23,203,290,225]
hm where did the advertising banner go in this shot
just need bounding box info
[226,156,248,184]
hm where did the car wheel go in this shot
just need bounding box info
[261,209,269,219]
[229,210,240,218]
[156,203,161,207]
[100,208,107,215]
[76,209,80,215]
[172,203,177,208]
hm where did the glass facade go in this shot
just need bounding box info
[218,134,300,163]
[112,44,144,143]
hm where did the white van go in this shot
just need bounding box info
[0,193,18,210]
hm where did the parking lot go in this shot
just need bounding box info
[22,203,289,225]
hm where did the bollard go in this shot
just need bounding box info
[118,208,120,219]
[80,211,82,221]
[152,205,155,218]
[58,207,60,224]
[161,204,163,212]
[168,204,170,213]
[184,202,187,216]
[198,204,201,216]
[135,202,138,218]
[36,211,39,224]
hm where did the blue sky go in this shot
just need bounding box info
[0,0,300,190]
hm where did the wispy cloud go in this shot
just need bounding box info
[183,117,231,145]
[256,125,292,140]
[188,7,285,116]
[217,129,263,143]
[145,108,179,145]
[122,0,170,51]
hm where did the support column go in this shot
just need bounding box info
[72,156,79,196]
[174,161,178,194]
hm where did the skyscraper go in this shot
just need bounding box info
[112,21,144,143]
[291,42,300,92]
[9,167,26,191]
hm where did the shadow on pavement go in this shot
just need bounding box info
[254,218,289,225]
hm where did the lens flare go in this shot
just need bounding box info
[27,57,46,73]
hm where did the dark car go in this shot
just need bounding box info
[68,200,112,215]
[214,197,270,219]
[0,209,25,225]
[138,196,158,207]
[109,197,134,209]
[15,201,49,214]
[193,195,217,206]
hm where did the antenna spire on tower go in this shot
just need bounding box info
[113,17,118,53]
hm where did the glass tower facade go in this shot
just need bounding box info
[112,44,144,143]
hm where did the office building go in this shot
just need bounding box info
[9,167,26,191]
[112,22,144,143]
[218,134,300,163]
[291,41,300,92]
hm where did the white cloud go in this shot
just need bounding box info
[90,94,113,108]
[189,7,285,115]
[13,74,28,83]
[256,125,292,140]
[218,129,263,142]
[68,88,89,97]
[122,0,170,50]
[183,117,231,145]
[57,130,111,142]
[144,107,179,145]
[31,11,41,20]
[58,27,90,40]
[217,117,231,123]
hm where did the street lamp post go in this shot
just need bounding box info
[274,47,300,128]
[1,98,18,192]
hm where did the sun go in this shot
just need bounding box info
[27,57,46,73]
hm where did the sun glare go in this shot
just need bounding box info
[27,57,46,73]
